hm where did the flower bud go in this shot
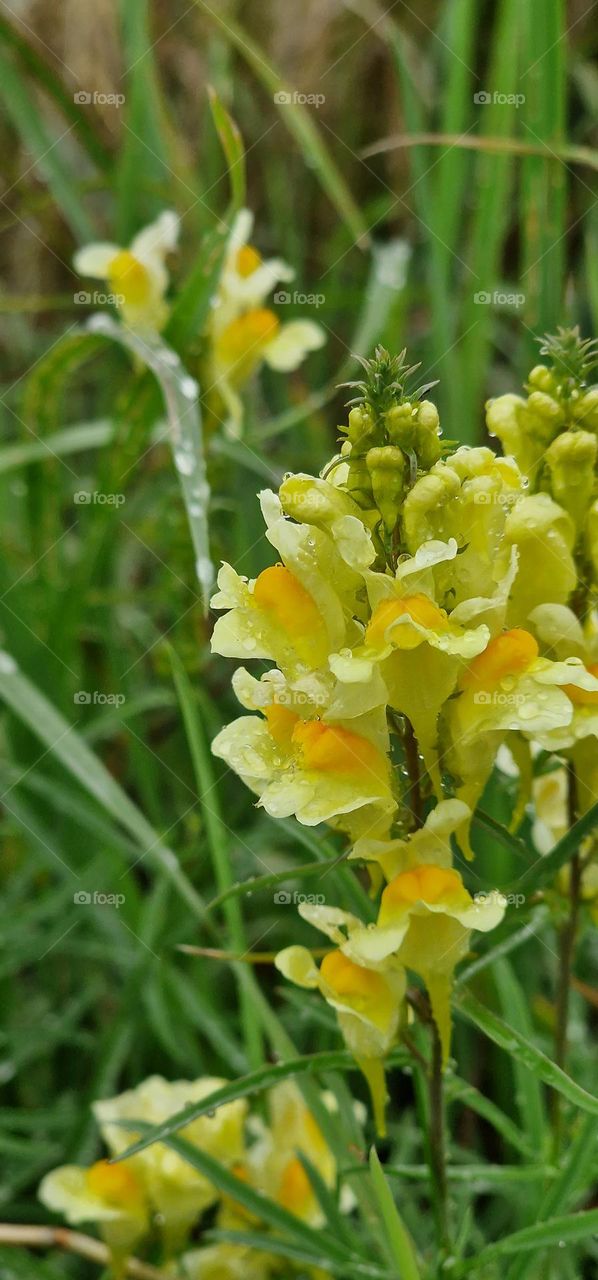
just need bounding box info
[586,498,598,584]
[544,430,597,530]
[366,446,407,531]
[527,364,557,395]
[345,453,374,508]
[346,405,376,453]
[526,390,566,430]
[280,473,362,528]
[571,386,598,432]
[385,402,416,449]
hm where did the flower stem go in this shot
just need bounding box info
[0,1225,165,1279]
[404,717,424,828]
[551,764,582,1156]
[429,1020,451,1260]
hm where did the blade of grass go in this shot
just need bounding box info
[194,0,370,249]
[368,1148,422,1280]
[0,46,95,242]
[167,643,262,1068]
[457,1207,598,1273]
[455,989,598,1117]
[207,84,246,213]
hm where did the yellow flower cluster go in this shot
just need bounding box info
[74,207,325,437]
[39,1075,342,1279]
[211,344,598,1130]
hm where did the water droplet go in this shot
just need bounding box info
[174,449,196,476]
[0,652,17,675]
[180,375,199,399]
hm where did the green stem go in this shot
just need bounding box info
[551,765,582,1156]
[429,1020,451,1261]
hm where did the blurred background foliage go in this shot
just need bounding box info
[0,1,597,1275]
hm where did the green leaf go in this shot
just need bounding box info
[493,958,547,1153]
[115,1047,411,1162]
[0,655,208,922]
[194,1,370,249]
[458,1207,598,1273]
[455,990,598,1117]
[504,799,598,897]
[0,46,95,242]
[84,316,213,610]
[369,1148,422,1280]
[208,84,246,212]
[0,419,113,474]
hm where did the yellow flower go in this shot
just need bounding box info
[329,540,492,794]
[208,208,325,435]
[93,1075,247,1245]
[297,868,505,1064]
[275,945,405,1135]
[212,690,396,839]
[73,210,179,332]
[447,627,598,823]
[244,1082,339,1227]
[350,797,471,882]
[402,446,522,604]
[210,485,376,682]
[502,494,577,627]
[171,1241,277,1280]
[39,1158,149,1268]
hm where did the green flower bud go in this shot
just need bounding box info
[385,402,416,449]
[346,405,376,453]
[526,390,566,431]
[366,445,407,531]
[280,473,365,528]
[527,364,557,395]
[345,452,374,508]
[571,386,598,432]
[544,430,597,530]
[585,498,598,584]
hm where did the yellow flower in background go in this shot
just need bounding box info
[93,1075,247,1247]
[208,208,325,435]
[39,1158,148,1274]
[170,1240,278,1280]
[244,1081,339,1226]
[275,944,405,1135]
[73,210,179,332]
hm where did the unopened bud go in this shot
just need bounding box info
[366,445,406,531]
[545,430,597,529]
[527,364,557,395]
[346,405,376,452]
[571,386,598,432]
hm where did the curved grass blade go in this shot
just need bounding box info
[85,315,213,609]
[114,1047,412,1163]
[369,1148,422,1280]
[455,990,598,1117]
[0,420,113,474]
[457,1207,598,1274]
[503,799,598,898]
[194,1,369,248]
[0,654,208,922]
[207,84,246,213]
